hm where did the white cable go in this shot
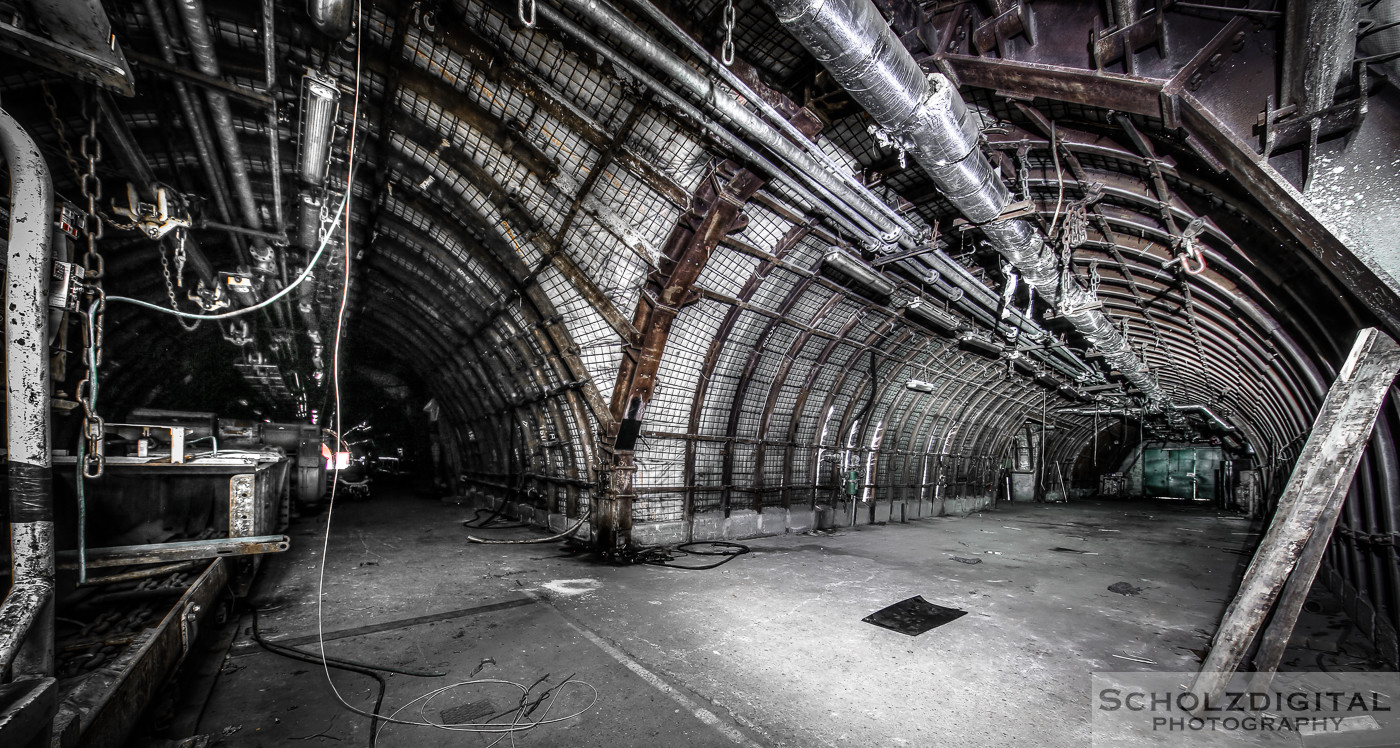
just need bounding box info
[305,5,597,741]
[105,183,352,320]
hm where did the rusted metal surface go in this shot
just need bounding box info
[52,535,290,570]
[0,676,56,747]
[599,161,764,548]
[53,558,229,748]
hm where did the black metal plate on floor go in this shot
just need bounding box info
[861,596,967,636]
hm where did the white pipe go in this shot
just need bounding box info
[0,106,56,676]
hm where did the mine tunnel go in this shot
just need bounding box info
[3,0,1400,745]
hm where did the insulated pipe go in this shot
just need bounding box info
[768,0,1171,409]
[0,107,56,676]
[535,0,1095,385]
[541,0,904,246]
[172,0,265,266]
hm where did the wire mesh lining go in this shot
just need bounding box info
[693,441,725,489]
[731,443,755,489]
[734,324,800,439]
[537,264,621,394]
[635,492,686,523]
[383,197,506,296]
[466,0,630,123]
[696,244,761,298]
[649,299,729,431]
[629,109,714,193]
[635,436,686,488]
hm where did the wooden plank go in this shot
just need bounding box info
[1191,328,1400,704]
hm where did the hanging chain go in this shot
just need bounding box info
[80,101,104,280]
[721,0,736,66]
[1015,142,1031,202]
[41,82,86,188]
[160,230,201,331]
[77,93,107,479]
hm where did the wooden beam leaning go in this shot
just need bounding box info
[1191,328,1400,705]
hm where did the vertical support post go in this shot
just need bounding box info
[0,106,56,678]
[1192,328,1400,705]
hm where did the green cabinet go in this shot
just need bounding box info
[1143,447,1222,501]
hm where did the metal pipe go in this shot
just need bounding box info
[767,0,1171,409]
[263,0,285,234]
[1172,403,1237,432]
[172,0,266,265]
[544,0,1096,384]
[140,0,241,254]
[0,107,56,677]
[617,0,918,239]
[541,0,904,247]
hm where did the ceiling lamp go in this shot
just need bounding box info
[296,71,340,187]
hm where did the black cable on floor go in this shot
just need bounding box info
[250,609,385,746]
[461,506,529,530]
[635,541,750,570]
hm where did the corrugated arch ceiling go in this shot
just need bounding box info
[5,0,1396,535]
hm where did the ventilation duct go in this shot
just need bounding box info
[820,248,896,303]
[767,0,1172,412]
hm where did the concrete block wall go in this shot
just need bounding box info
[476,490,994,548]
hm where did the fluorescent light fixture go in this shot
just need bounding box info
[297,71,340,186]
[904,298,968,335]
[820,248,895,303]
[905,379,937,393]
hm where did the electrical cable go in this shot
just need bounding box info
[633,541,750,570]
[462,505,528,529]
[103,180,352,320]
[466,510,591,544]
[250,608,388,746]
[251,607,446,678]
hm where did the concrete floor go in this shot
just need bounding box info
[192,488,1372,747]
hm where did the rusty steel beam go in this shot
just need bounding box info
[600,161,765,551]
[930,51,1400,340]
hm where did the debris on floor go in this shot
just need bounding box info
[441,699,496,725]
[1108,582,1143,596]
[951,556,981,565]
[861,596,967,636]
[1110,653,1157,664]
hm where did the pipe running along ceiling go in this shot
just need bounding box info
[1,0,1398,543]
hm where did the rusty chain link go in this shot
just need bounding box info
[160,230,201,331]
[77,91,107,478]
